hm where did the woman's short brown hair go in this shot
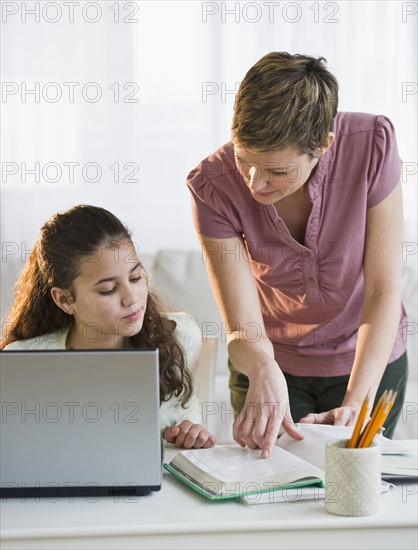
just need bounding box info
[231,52,339,155]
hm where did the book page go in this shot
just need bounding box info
[277,424,412,471]
[276,425,337,470]
[381,454,418,477]
[174,445,323,485]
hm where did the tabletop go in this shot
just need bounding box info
[1,442,417,550]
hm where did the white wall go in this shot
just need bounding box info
[1,1,416,254]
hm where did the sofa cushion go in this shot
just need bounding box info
[151,249,229,376]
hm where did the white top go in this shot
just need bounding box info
[3,312,203,433]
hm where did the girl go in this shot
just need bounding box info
[1,204,215,449]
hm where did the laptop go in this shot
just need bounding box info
[0,349,162,499]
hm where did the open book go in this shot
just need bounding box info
[164,424,415,501]
[164,444,324,500]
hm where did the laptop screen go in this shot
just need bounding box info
[0,349,162,498]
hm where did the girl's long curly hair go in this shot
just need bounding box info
[1,205,192,406]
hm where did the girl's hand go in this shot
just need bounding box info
[163,420,216,449]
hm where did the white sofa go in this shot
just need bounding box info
[1,249,417,442]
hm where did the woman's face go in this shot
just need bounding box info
[62,240,148,348]
[234,145,322,204]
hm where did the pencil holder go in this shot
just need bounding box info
[324,438,381,516]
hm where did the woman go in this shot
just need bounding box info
[187,52,407,457]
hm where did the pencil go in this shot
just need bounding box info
[361,391,397,448]
[348,388,371,448]
[359,390,397,448]
[357,390,387,448]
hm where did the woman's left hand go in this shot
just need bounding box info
[163,420,216,449]
[298,404,362,426]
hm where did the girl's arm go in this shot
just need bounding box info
[161,313,217,448]
[300,182,404,425]
[199,234,303,458]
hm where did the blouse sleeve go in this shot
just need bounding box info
[367,115,402,208]
[186,147,244,238]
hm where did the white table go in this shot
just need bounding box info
[1,443,417,550]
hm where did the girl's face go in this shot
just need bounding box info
[57,240,148,349]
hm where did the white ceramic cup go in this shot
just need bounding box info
[325,438,381,516]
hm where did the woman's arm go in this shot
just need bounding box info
[300,182,404,425]
[200,234,303,457]
[343,182,404,411]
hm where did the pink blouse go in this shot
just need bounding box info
[187,112,407,376]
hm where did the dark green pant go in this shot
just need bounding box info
[228,353,408,439]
